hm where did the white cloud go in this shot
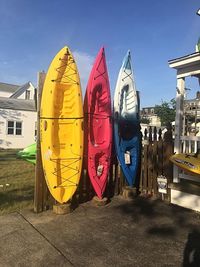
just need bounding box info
[73,51,94,97]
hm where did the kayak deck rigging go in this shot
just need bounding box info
[50,156,82,188]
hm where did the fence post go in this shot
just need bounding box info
[143,144,148,194]
[34,71,49,213]
[147,142,153,194]
[163,124,174,201]
[152,140,158,195]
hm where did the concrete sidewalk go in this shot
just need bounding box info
[0,196,200,267]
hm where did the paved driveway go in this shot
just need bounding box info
[0,196,200,267]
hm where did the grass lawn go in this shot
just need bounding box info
[0,149,35,215]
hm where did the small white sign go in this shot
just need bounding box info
[157,175,167,194]
[124,151,131,165]
[97,165,103,176]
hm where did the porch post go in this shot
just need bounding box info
[173,77,185,183]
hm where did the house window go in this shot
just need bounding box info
[7,121,14,135]
[16,122,22,135]
[7,121,22,135]
[25,90,30,100]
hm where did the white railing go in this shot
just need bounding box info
[180,136,200,154]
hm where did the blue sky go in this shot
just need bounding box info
[0,0,199,107]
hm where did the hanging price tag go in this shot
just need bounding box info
[124,151,131,164]
[97,165,103,176]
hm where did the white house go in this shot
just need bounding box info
[0,82,37,149]
[0,81,35,99]
[168,50,200,212]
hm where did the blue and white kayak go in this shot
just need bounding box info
[113,50,140,186]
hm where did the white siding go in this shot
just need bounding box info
[171,189,200,212]
[149,115,161,127]
[17,84,35,100]
[0,108,37,149]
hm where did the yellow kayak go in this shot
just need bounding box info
[170,153,200,176]
[40,46,83,203]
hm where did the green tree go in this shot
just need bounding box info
[154,98,176,126]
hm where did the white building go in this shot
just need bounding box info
[140,107,161,127]
[169,50,200,212]
[0,82,37,149]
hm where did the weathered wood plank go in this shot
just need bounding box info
[143,144,148,194]
[157,140,163,176]
[152,141,158,196]
[163,140,174,201]
[147,142,153,194]
[139,145,144,193]
[34,71,49,213]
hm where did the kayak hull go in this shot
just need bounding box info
[84,47,112,199]
[40,46,83,204]
[113,51,140,186]
[17,143,36,164]
[170,153,200,176]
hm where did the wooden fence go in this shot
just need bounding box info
[34,72,174,212]
[139,126,174,201]
[34,126,174,212]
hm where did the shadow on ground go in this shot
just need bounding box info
[183,228,200,267]
[115,196,199,228]
[114,196,200,266]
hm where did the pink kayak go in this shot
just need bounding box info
[84,47,112,199]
